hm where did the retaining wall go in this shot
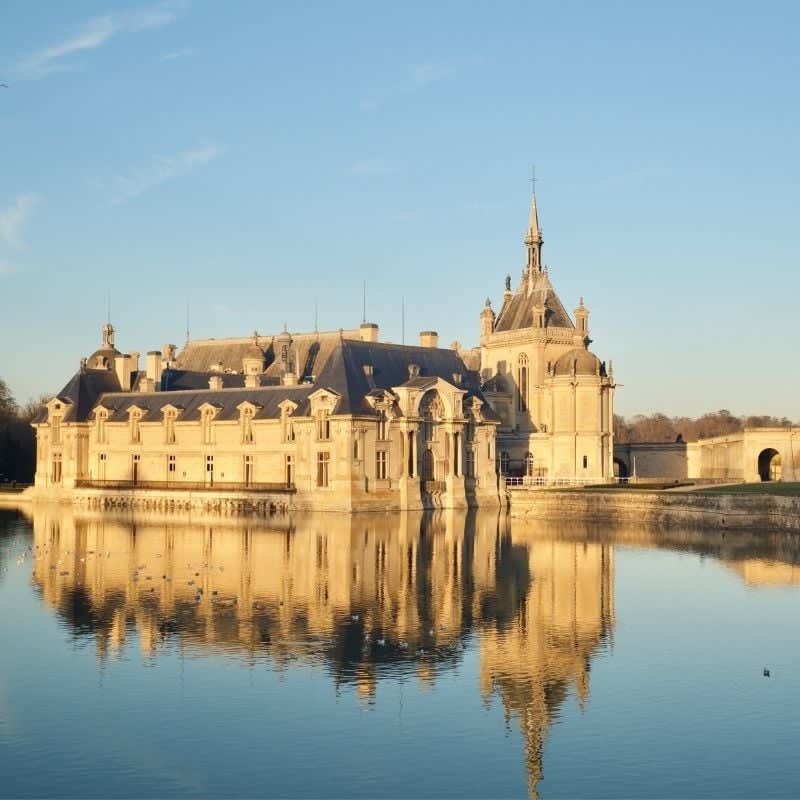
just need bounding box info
[509,489,800,534]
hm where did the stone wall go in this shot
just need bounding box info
[509,489,800,533]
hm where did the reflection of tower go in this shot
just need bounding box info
[479,540,615,798]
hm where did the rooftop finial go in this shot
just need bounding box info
[530,164,537,197]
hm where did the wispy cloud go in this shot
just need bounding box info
[161,47,193,61]
[17,1,187,77]
[360,61,458,110]
[0,194,37,249]
[110,144,222,205]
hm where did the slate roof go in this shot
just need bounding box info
[314,340,499,421]
[175,329,361,379]
[494,270,574,332]
[39,339,499,425]
[96,385,317,422]
[31,368,123,424]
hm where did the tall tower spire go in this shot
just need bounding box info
[525,169,543,274]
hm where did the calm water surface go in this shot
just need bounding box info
[1,506,799,798]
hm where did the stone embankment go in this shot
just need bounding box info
[509,489,800,534]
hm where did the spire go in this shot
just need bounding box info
[524,190,543,274]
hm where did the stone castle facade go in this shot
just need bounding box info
[31,193,615,511]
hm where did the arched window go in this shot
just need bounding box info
[517,354,528,412]
[419,392,443,443]
[524,452,534,476]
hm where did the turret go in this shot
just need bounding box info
[573,298,590,346]
[480,298,496,339]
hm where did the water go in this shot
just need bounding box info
[1,506,799,799]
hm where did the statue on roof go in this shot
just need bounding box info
[505,274,511,292]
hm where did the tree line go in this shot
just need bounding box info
[0,377,48,484]
[614,409,797,444]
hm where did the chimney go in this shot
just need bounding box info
[114,354,133,392]
[146,351,163,388]
[208,375,223,391]
[419,330,439,348]
[129,351,140,374]
[360,322,379,342]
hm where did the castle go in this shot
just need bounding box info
[31,193,616,511]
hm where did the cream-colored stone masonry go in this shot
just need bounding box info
[478,193,615,480]
[31,192,616,509]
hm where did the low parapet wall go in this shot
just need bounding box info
[509,489,800,534]
[72,487,293,517]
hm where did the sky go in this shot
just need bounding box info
[1,0,799,418]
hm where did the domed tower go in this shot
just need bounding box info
[87,322,120,370]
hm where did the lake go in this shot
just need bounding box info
[1,505,799,798]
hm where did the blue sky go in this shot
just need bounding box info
[1,0,798,418]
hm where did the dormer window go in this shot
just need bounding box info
[408,364,420,379]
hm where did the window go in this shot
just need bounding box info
[205,455,214,484]
[376,450,387,480]
[582,455,588,469]
[130,411,141,444]
[353,438,360,461]
[317,410,330,441]
[284,420,295,442]
[132,454,141,483]
[285,454,295,487]
[202,409,214,445]
[377,410,388,441]
[525,452,535,476]
[165,412,175,444]
[241,408,254,444]
[316,451,330,487]
[51,453,62,484]
[96,412,107,444]
[244,454,253,485]
[517,354,528,412]
[499,451,510,475]
[51,416,61,445]
[465,448,475,478]
[167,454,176,474]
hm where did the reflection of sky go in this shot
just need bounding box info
[1,508,800,798]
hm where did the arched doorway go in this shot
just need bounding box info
[758,448,781,482]
[613,458,629,479]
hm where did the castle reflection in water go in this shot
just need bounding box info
[27,507,613,796]
[23,505,800,797]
